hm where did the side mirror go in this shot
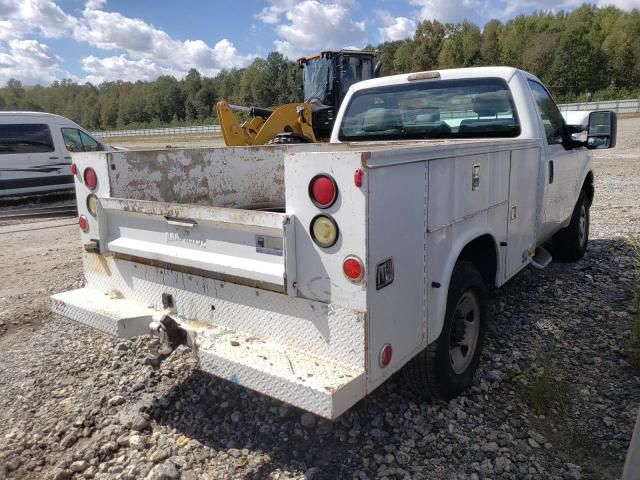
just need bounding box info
[586,110,616,149]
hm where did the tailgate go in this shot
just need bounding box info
[97,198,295,292]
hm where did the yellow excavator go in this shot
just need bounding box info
[216,50,380,146]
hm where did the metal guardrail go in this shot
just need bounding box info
[558,99,640,114]
[93,124,221,138]
[91,99,639,139]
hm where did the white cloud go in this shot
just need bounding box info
[377,11,417,42]
[81,55,165,83]
[0,39,72,84]
[600,0,640,8]
[409,0,490,23]
[407,0,634,24]
[73,2,255,80]
[258,0,366,59]
[0,0,256,84]
[0,0,78,41]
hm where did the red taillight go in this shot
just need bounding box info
[354,169,363,187]
[70,163,77,175]
[79,215,89,232]
[379,344,392,368]
[84,167,97,190]
[309,174,337,208]
[343,256,364,282]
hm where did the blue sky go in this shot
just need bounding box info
[0,0,638,85]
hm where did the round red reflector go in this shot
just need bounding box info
[379,344,392,368]
[343,256,364,282]
[70,163,77,175]
[309,174,337,208]
[78,215,89,232]
[84,167,97,190]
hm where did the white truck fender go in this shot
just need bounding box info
[426,224,501,345]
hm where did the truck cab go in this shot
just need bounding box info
[52,67,616,419]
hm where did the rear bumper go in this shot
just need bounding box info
[51,277,367,419]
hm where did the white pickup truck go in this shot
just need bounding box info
[52,67,616,419]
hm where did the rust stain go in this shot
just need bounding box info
[360,151,371,167]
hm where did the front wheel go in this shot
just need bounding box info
[403,261,487,401]
[552,190,589,262]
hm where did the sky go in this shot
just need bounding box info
[0,0,639,85]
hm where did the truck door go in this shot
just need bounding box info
[527,80,578,241]
[505,147,540,278]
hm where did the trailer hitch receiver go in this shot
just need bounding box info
[146,312,187,367]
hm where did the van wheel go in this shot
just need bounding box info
[552,190,589,262]
[404,261,487,401]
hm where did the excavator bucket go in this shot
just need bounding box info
[216,101,316,146]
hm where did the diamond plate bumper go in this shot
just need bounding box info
[51,286,366,419]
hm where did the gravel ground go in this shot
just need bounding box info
[0,119,639,480]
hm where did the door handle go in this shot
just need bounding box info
[49,156,59,160]
[548,160,554,184]
[165,217,197,228]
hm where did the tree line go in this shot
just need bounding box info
[0,4,638,131]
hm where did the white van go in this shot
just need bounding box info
[0,112,107,197]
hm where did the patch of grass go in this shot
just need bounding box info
[528,331,569,414]
[504,366,521,381]
[529,357,562,413]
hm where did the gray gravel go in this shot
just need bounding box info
[0,119,639,480]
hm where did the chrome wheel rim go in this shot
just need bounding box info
[578,204,587,248]
[449,291,480,375]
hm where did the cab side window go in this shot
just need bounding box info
[79,131,100,151]
[61,128,101,152]
[528,80,565,145]
[61,128,82,152]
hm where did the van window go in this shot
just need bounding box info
[0,124,55,154]
[339,78,520,141]
[62,128,101,152]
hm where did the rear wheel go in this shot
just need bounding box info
[404,261,487,400]
[552,190,589,262]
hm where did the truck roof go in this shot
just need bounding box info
[351,66,535,93]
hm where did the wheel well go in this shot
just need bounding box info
[582,171,594,206]
[458,234,498,286]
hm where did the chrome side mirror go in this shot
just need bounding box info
[587,110,617,149]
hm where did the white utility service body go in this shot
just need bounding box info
[52,67,614,419]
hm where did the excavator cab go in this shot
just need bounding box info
[216,50,379,146]
[298,50,378,140]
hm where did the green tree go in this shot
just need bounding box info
[393,40,416,74]
[376,40,403,75]
[480,19,502,65]
[412,20,445,71]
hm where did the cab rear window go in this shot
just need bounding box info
[339,78,520,142]
[0,124,55,154]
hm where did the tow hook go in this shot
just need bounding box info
[146,312,187,368]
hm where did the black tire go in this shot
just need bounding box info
[404,261,487,401]
[266,133,312,145]
[552,190,589,262]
